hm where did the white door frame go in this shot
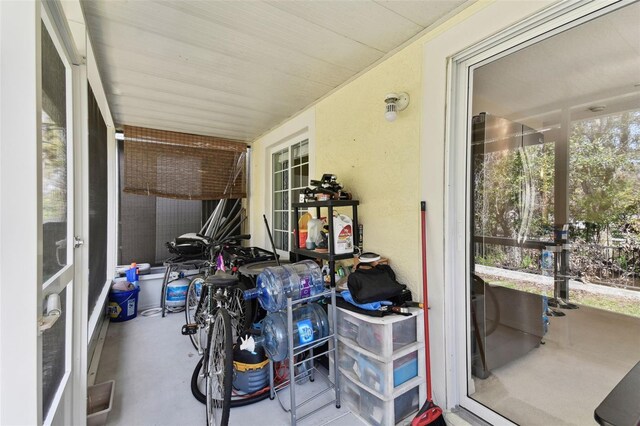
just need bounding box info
[257,108,316,255]
[443,0,634,423]
[0,1,91,424]
[0,2,42,424]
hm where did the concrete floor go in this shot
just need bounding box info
[95,310,366,426]
[471,304,640,425]
[95,309,473,426]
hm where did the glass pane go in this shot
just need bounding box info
[292,165,302,189]
[279,230,289,252]
[301,163,309,188]
[42,23,68,283]
[569,111,640,289]
[291,188,302,205]
[273,211,285,232]
[274,191,285,211]
[42,288,66,418]
[467,4,640,425]
[292,140,308,166]
[273,148,288,172]
[274,171,284,191]
[273,229,283,250]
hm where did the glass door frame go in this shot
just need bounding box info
[268,136,311,259]
[40,2,84,424]
[444,0,635,423]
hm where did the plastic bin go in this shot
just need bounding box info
[338,341,419,394]
[87,380,115,426]
[335,305,421,358]
[108,287,140,322]
[340,372,422,426]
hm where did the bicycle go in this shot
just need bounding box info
[181,234,257,426]
[183,274,237,426]
[183,234,255,354]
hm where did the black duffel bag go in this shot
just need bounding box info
[347,263,406,304]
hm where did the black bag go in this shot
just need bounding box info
[347,264,406,304]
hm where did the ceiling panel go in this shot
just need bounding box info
[374,0,470,28]
[82,0,472,140]
[266,1,423,51]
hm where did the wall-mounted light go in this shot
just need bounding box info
[384,92,410,122]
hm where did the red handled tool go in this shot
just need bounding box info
[412,202,446,426]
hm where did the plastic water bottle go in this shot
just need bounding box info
[241,303,330,362]
[243,260,325,312]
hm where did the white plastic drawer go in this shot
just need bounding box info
[340,372,422,426]
[338,341,419,394]
[334,305,422,358]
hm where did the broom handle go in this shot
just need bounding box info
[421,201,433,402]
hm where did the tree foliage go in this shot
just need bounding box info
[474,110,640,282]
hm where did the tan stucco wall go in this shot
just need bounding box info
[314,44,423,294]
[248,1,491,298]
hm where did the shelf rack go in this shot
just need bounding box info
[267,288,341,425]
[266,199,359,424]
[291,200,360,272]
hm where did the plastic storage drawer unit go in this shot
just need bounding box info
[340,372,422,426]
[338,341,419,394]
[336,306,422,358]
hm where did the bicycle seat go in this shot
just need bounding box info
[203,274,239,287]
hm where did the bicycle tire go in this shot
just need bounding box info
[206,308,233,426]
[191,356,271,407]
[185,275,206,352]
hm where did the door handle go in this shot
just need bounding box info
[39,293,62,334]
[74,236,84,248]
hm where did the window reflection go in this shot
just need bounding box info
[468,3,640,425]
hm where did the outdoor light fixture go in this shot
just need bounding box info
[384,92,410,122]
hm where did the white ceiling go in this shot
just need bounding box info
[82,0,469,141]
[472,1,640,125]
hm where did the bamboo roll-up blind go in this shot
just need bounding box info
[123,126,247,200]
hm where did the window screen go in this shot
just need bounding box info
[88,83,108,312]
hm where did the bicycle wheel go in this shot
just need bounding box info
[185,275,206,352]
[206,307,233,426]
[224,283,251,340]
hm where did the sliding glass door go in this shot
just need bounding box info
[464,2,640,424]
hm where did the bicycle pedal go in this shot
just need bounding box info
[181,323,198,335]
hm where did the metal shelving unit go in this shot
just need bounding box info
[291,199,360,285]
[267,199,359,424]
[268,288,341,425]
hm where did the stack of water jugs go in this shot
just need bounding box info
[234,260,329,393]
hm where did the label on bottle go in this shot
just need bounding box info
[300,277,311,298]
[297,319,314,345]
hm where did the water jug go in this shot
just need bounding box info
[252,303,330,362]
[244,260,325,312]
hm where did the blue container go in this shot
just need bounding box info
[108,287,140,322]
[393,356,418,387]
[125,267,138,284]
